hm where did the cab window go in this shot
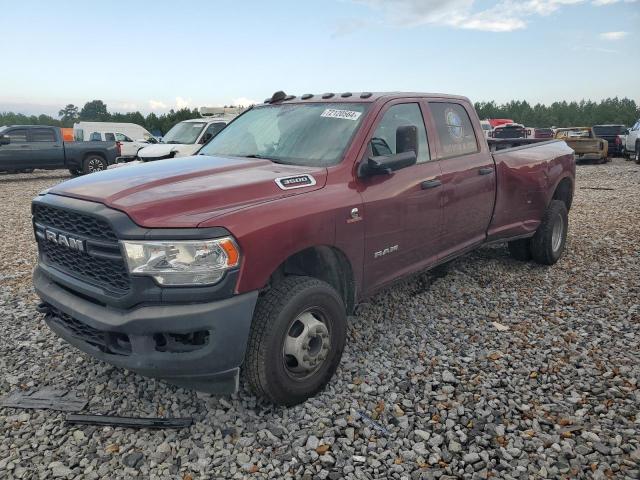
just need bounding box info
[429,102,479,158]
[115,133,133,142]
[104,133,115,141]
[200,122,226,143]
[370,103,430,163]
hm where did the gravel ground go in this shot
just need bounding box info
[1,160,639,480]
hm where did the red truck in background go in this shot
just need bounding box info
[32,92,575,405]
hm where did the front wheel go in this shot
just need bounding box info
[636,142,640,164]
[244,276,347,406]
[531,200,568,265]
[83,155,107,174]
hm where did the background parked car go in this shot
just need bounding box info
[555,127,608,163]
[491,123,526,139]
[621,119,640,162]
[0,125,119,174]
[593,124,626,158]
[480,120,492,138]
[137,107,243,161]
[526,127,554,139]
[88,131,156,162]
[74,122,156,162]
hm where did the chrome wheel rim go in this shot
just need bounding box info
[282,309,331,380]
[551,214,564,253]
[88,158,104,172]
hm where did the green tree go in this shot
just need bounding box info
[79,100,110,121]
[58,104,79,127]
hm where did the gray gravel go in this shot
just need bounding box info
[1,160,639,479]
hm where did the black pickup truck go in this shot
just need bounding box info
[0,125,119,175]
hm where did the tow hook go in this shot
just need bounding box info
[36,302,51,314]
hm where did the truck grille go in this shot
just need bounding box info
[33,204,118,242]
[34,204,131,295]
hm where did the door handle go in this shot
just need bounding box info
[421,178,442,189]
[478,167,494,175]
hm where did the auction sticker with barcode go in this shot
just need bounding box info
[320,109,362,120]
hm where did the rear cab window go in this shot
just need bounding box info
[369,103,430,163]
[429,102,479,158]
[30,128,56,142]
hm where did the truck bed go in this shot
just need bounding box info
[487,139,575,241]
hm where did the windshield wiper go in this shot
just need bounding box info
[243,154,288,164]
[165,141,181,144]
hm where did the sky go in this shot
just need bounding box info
[1,0,639,116]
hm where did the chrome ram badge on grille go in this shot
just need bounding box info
[45,229,85,253]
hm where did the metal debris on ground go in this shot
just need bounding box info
[65,414,193,429]
[0,388,88,412]
[355,410,391,437]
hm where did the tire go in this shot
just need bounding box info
[530,200,568,265]
[636,142,640,164]
[244,275,347,406]
[508,238,532,261]
[83,155,107,174]
[68,168,81,176]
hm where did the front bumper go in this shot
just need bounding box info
[34,267,258,393]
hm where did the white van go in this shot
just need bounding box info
[137,107,243,161]
[74,122,157,160]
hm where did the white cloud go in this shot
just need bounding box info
[231,97,259,107]
[175,96,192,109]
[592,0,637,5]
[599,31,630,40]
[349,0,634,33]
[148,99,167,110]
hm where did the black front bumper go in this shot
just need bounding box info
[34,267,259,393]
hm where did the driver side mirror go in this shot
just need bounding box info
[361,125,418,177]
[623,129,630,135]
[0,135,10,146]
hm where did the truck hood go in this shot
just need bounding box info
[137,143,200,159]
[49,155,327,228]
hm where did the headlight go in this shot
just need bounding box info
[121,237,240,286]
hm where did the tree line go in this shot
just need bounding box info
[1,97,638,135]
[474,98,639,128]
[0,100,215,136]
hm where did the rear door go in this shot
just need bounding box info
[0,128,31,170]
[27,127,64,168]
[426,101,496,258]
[359,100,443,293]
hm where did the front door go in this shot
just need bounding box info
[359,101,443,294]
[0,128,31,170]
[426,101,496,258]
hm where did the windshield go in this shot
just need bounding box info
[199,103,369,166]
[162,121,207,144]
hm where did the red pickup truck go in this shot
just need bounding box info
[32,92,575,405]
